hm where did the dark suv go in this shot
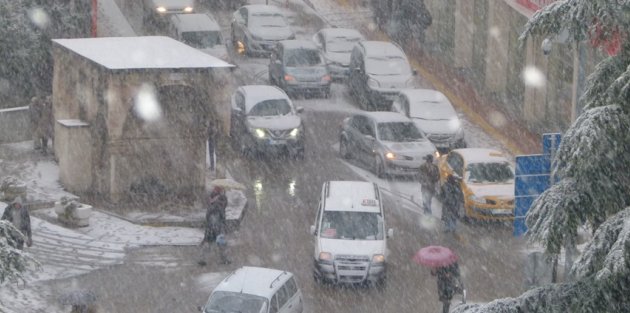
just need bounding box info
[269,40,331,98]
[347,41,416,110]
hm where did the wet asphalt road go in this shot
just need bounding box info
[43,2,527,312]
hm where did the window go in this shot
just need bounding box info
[320,211,384,240]
[285,277,298,298]
[276,284,290,309]
[314,203,322,235]
[235,92,245,112]
[377,122,424,142]
[248,99,292,116]
[180,31,222,49]
[350,116,373,136]
[269,295,278,313]
[284,49,323,67]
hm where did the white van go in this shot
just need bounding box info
[200,266,303,313]
[310,181,393,287]
[170,13,230,62]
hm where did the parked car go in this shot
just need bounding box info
[200,266,304,313]
[269,40,331,98]
[169,13,229,62]
[347,41,417,111]
[312,28,365,80]
[143,0,194,26]
[311,180,393,287]
[392,89,466,153]
[231,5,295,56]
[339,111,437,178]
[230,85,305,159]
[437,148,515,221]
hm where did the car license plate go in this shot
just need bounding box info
[491,209,511,215]
[268,139,286,145]
[435,142,450,148]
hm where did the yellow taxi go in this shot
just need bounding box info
[438,148,515,220]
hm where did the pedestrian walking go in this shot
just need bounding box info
[431,262,464,313]
[198,186,230,265]
[439,174,463,233]
[29,96,44,151]
[1,196,33,250]
[41,95,54,155]
[418,154,439,215]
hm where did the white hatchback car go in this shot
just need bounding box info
[201,266,304,313]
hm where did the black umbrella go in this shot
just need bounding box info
[58,290,97,306]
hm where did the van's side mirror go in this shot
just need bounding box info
[387,228,394,238]
[197,306,203,312]
[296,106,304,113]
[310,225,316,235]
[412,69,418,76]
[364,134,375,141]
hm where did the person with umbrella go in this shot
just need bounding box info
[439,174,464,233]
[413,245,465,313]
[199,186,230,266]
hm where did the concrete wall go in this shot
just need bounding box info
[423,0,604,135]
[56,119,93,193]
[0,106,31,143]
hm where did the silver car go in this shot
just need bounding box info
[230,85,305,159]
[231,5,295,56]
[312,28,364,80]
[339,112,437,178]
[392,89,466,153]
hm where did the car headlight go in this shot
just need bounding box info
[319,252,333,261]
[183,6,193,12]
[368,77,380,89]
[290,128,299,137]
[156,6,167,13]
[469,194,484,203]
[434,151,441,159]
[385,152,396,160]
[372,254,385,263]
[253,128,266,138]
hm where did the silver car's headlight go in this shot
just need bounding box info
[251,128,266,138]
[290,128,299,137]
[368,78,380,89]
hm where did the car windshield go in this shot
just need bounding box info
[285,49,323,67]
[248,99,292,116]
[250,13,287,27]
[466,162,514,184]
[180,31,222,48]
[204,291,267,313]
[365,56,411,76]
[320,211,383,240]
[326,37,361,53]
[410,101,456,120]
[377,122,425,142]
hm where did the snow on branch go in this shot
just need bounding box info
[571,207,630,280]
[581,56,629,110]
[0,220,40,286]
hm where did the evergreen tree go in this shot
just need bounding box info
[455,0,629,311]
[0,220,40,286]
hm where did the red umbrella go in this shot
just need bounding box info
[413,245,458,268]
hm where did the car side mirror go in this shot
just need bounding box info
[387,228,394,238]
[296,106,304,113]
[197,306,203,312]
[412,69,418,76]
[310,225,316,235]
[364,134,375,141]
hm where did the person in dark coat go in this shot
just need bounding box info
[1,196,32,250]
[431,262,464,313]
[199,186,229,265]
[394,0,432,45]
[29,96,44,150]
[418,154,440,215]
[440,174,463,233]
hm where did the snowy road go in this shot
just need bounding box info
[0,1,528,312]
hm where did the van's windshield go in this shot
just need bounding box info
[181,31,222,48]
[320,211,383,240]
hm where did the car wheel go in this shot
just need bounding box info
[374,156,386,178]
[339,137,351,159]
